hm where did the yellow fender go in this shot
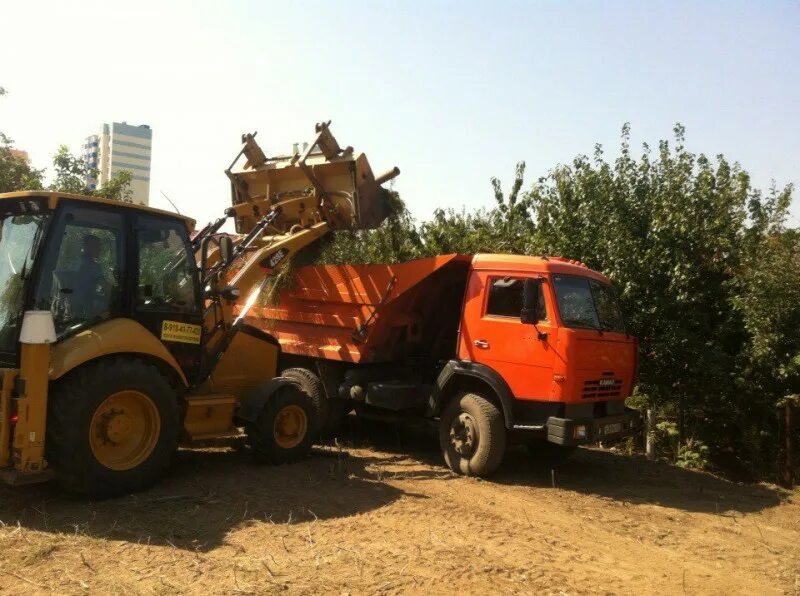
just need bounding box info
[49,318,189,386]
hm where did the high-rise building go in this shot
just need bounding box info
[84,122,152,205]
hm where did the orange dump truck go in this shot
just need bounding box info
[242,253,641,476]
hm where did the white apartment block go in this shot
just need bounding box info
[84,122,152,205]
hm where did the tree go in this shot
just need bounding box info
[0,133,44,193]
[0,88,44,192]
[732,189,799,477]
[1,88,133,199]
[49,145,134,202]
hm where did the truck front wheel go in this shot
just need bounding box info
[439,392,506,477]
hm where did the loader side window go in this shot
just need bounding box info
[135,216,199,313]
[32,205,126,337]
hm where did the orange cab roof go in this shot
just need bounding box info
[471,253,611,284]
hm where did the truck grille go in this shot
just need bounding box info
[582,379,623,399]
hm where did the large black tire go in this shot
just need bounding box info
[527,441,577,468]
[245,384,315,464]
[439,392,506,477]
[46,357,180,498]
[281,367,326,435]
[281,367,353,436]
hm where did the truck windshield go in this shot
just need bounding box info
[0,212,49,351]
[553,274,625,332]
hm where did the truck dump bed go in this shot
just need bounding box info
[241,254,472,363]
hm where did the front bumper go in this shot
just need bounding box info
[546,407,642,446]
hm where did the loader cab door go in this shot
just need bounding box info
[133,214,202,380]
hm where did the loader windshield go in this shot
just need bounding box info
[0,209,49,352]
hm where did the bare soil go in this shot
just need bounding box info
[0,419,798,595]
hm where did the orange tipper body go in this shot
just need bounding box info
[242,253,640,446]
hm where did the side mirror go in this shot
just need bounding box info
[521,278,542,325]
[218,235,234,266]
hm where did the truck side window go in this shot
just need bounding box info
[136,216,199,313]
[486,277,547,321]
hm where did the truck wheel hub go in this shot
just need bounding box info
[449,413,477,457]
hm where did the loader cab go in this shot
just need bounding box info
[0,192,202,378]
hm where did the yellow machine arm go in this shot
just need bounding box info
[196,122,399,382]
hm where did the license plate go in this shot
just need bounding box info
[601,422,623,435]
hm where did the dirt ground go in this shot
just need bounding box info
[0,419,798,595]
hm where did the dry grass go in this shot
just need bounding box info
[0,419,798,595]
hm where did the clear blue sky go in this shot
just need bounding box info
[2,0,798,226]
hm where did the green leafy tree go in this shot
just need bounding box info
[526,125,777,452]
[0,88,44,192]
[732,199,799,474]
[0,133,43,193]
[49,145,133,201]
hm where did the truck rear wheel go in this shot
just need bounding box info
[245,384,315,463]
[281,367,326,435]
[46,357,180,498]
[282,367,351,436]
[439,392,506,477]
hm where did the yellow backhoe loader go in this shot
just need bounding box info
[0,122,398,496]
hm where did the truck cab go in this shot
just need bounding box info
[454,254,639,448]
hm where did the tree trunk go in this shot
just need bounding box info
[781,402,794,489]
[646,409,655,460]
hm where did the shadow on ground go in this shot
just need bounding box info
[334,415,789,515]
[0,445,418,552]
[0,416,788,552]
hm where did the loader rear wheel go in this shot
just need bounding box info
[439,392,506,478]
[46,358,180,498]
[246,384,315,464]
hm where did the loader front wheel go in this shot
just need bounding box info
[46,358,180,498]
[246,384,315,464]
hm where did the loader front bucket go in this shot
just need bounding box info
[352,157,399,230]
[227,122,399,234]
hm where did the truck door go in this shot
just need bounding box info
[133,214,203,381]
[458,271,557,400]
